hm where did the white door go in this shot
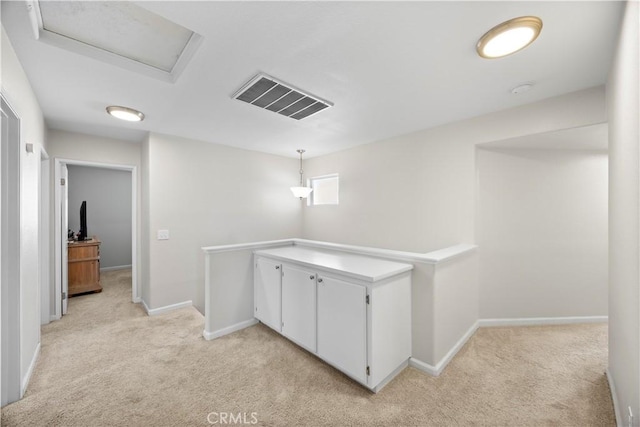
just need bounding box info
[60,164,68,315]
[317,275,367,384]
[254,257,281,332]
[281,264,316,352]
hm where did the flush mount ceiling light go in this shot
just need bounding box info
[290,150,313,199]
[477,16,543,59]
[106,106,145,122]
[25,1,202,83]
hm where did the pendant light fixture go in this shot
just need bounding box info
[290,149,313,199]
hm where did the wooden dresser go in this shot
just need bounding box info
[68,237,102,296]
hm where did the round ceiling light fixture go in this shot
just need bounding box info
[476,16,543,59]
[106,105,145,122]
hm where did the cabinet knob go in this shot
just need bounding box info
[275,265,280,270]
[310,275,315,280]
[318,278,323,283]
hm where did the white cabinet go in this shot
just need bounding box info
[254,246,413,392]
[317,275,367,384]
[254,256,282,332]
[281,264,316,352]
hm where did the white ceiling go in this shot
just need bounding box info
[1,1,624,158]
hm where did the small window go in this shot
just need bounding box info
[308,174,339,206]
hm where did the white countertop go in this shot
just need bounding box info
[204,238,477,265]
[254,246,413,282]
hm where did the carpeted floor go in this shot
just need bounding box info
[2,269,615,426]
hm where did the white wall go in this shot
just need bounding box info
[204,248,263,335]
[432,252,478,365]
[143,133,302,312]
[303,86,607,253]
[47,130,141,166]
[477,148,608,319]
[1,25,47,400]
[67,165,132,269]
[607,1,640,425]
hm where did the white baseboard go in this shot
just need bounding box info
[142,300,193,316]
[409,357,438,376]
[21,342,41,397]
[203,318,258,341]
[50,314,60,322]
[478,315,608,327]
[100,264,132,272]
[410,321,479,377]
[132,297,141,303]
[410,317,608,378]
[606,368,622,427]
[434,321,480,375]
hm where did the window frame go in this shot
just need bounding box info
[307,173,339,207]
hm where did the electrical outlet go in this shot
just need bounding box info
[628,406,633,427]
[157,229,170,240]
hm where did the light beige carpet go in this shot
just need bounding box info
[2,269,615,426]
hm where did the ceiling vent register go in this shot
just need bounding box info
[233,74,333,120]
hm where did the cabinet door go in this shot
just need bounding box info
[317,275,367,384]
[281,264,316,352]
[254,257,282,332]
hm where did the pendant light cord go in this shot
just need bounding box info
[298,149,305,186]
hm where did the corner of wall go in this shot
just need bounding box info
[606,1,640,426]
[140,134,151,307]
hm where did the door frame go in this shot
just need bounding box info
[39,148,50,324]
[60,163,68,315]
[53,158,138,319]
[1,93,22,405]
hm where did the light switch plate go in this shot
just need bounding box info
[157,229,170,240]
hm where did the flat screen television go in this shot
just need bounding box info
[79,201,88,241]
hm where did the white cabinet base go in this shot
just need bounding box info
[282,264,317,353]
[254,247,413,393]
[371,359,409,393]
[254,257,282,332]
[317,275,367,384]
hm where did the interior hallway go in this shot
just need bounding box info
[1,269,615,426]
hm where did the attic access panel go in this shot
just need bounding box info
[26,1,202,83]
[234,74,333,120]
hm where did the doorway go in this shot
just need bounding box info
[1,94,22,405]
[53,159,138,319]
